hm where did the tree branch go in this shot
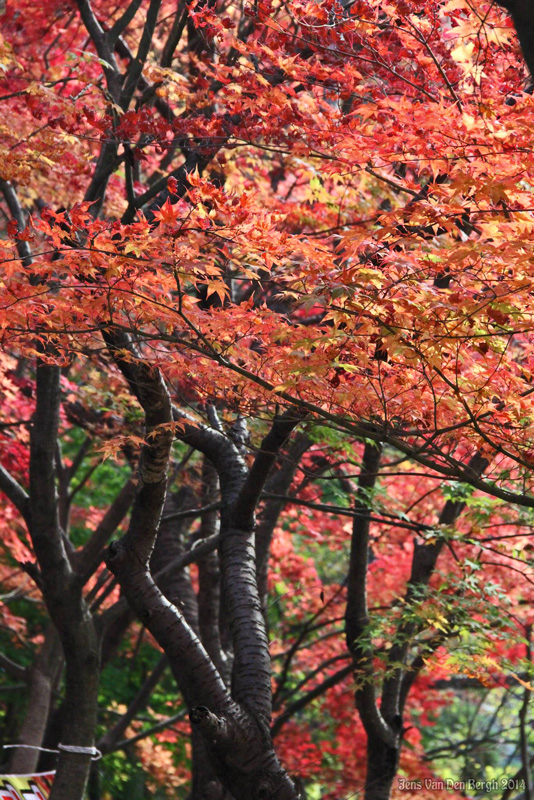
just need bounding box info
[112,709,187,752]
[0,180,33,269]
[256,434,311,608]
[0,652,27,681]
[98,655,169,754]
[233,410,306,530]
[102,329,246,499]
[120,0,163,111]
[75,0,120,82]
[0,464,31,529]
[161,1,188,67]
[261,492,433,532]
[271,663,353,737]
[104,332,235,716]
[106,0,144,47]
[161,499,221,523]
[220,412,304,722]
[76,478,136,582]
[196,458,228,681]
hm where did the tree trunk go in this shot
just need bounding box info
[8,626,63,774]
[197,458,230,685]
[48,613,101,800]
[363,736,400,800]
[29,364,102,800]
[495,1,534,78]
[189,727,234,800]
[152,486,199,632]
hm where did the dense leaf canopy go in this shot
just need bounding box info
[1,1,534,799]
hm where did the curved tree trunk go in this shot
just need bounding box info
[153,485,232,800]
[104,340,301,799]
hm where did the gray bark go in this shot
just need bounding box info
[8,626,63,774]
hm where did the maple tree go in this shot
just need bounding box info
[1,0,534,799]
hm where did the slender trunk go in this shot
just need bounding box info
[29,364,101,800]
[256,434,310,615]
[345,443,399,800]
[152,486,199,632]
[197,458,230,685]
[9,626,63,774]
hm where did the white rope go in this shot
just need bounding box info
[58,744,102,760]
[3,745,58,754]
[3,743,102,761]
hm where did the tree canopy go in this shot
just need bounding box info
[0,1,534,799]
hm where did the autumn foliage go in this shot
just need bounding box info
[1,0,534,798]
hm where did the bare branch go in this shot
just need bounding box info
[98,655,169,754]
[112,710,187,752]
[161,500,221,523]
[0,652,27,681]
[0,180,33,271]
[77,478,136,582]
[0,464,31,528]
[120,0,163,111]
[75,0,120,79]
[106,0,144,47]
[345,442,394,744]
[256,434,311,608]
[161,1,188,67]
[271,663,353,737]
[233,410,306,531]
[30,364,72,583]
[262,492,433,532]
